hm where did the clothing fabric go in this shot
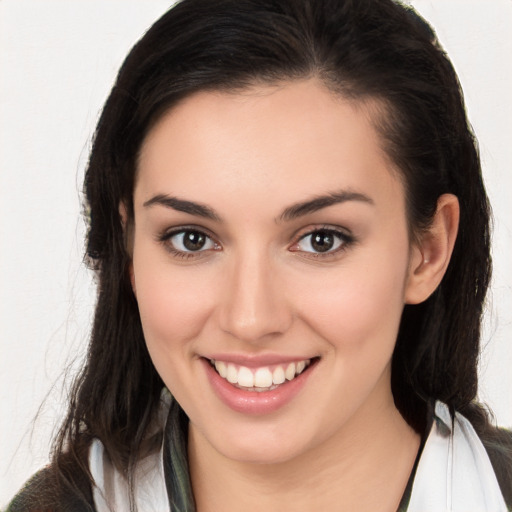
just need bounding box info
[89,398,508,512]
[407,402,507,511]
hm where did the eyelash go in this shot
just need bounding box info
[157,225,355,261]
[158,226,220,260]
[291,226,355,259]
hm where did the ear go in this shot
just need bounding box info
[405,194,459,304]
[119,202,137,296]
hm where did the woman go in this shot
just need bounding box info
[8,0,512,510]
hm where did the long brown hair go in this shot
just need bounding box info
[48,0,510,507]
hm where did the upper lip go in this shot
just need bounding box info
[202,353,317,368]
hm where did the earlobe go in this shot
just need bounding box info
[119,202,137,297]
[405,194,459,304]
[119,201,129,235]
[129,263,137,297]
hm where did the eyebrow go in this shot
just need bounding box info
[143,194,221,221]
[278,190,374,222]
[143,189,374,223]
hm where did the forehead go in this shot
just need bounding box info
[135,79,404,217]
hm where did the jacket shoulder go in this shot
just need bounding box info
[7,463,95,512]
[483,426,512,509]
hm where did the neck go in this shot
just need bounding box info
[188,390,421,512]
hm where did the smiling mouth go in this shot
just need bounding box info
[208,358,317,392]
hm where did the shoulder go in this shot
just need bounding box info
[6,462,95,512]
[457,401,512,508]
[482,426,512,508]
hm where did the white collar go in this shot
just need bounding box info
[407,401,507,511]
[89,400,507,512]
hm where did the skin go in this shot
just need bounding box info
[129,79,459,511]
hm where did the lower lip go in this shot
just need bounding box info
[202,358,316,415]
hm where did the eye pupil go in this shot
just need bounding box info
[183,231,206,251]
[311,231,334,252]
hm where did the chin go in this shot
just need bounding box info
[222,441,307,466]
[195,418,320,466]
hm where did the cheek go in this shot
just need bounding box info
[292,250,409,354]
[133,257,215,357]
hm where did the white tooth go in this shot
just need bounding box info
[254,367,273,387]
[215,360,227,378]
[272,366,285,385]
[285,362,296,381]
[227,364,238,384]
[237,366,254,387]
[296,360,306,374]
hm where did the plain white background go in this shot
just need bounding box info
[1,0,511,506]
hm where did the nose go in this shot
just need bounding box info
[217,251,293,343]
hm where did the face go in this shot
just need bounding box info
[131,80,420,464]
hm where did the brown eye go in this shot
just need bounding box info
[295,229,350,254]
[182,231,207,251]
[167,230,217,252]
[310,231,335,252]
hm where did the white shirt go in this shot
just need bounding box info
[89,400,508,512]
